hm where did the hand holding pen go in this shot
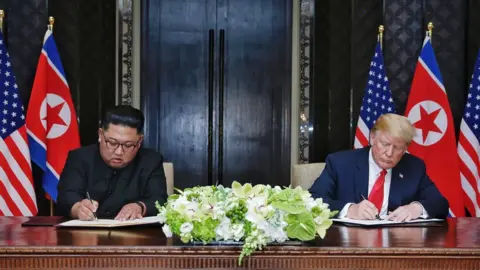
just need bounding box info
[361,194,381,220]
[86,192,98,221]
[346,195,381,220]
[72,192,99,221]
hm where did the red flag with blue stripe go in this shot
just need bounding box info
[26,29,80,201]
[404,34,465,217]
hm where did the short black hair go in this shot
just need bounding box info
[101,105,145,134]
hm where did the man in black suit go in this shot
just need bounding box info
[56,105,167,221]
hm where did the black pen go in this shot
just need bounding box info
[361,194,381,220]
[86,191,98,222]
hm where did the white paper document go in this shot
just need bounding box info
[332,217,444,226]
[56,216,161,228]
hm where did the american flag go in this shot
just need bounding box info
[354,40,395,148]
[458,49,480,216]
[0,32,37,216]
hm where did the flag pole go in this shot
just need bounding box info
[427,22,434,41]
[48,16,54,32]
[378,25,384,50]
[48,15,55,217]
[0,10,4,34]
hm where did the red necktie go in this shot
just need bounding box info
[368,169,387,212]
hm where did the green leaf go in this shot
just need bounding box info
[270,188,306,214]
[285,212,316,241]
[316,219,333,238]
[251,184,265,195]
[232,181,245,198]
[271,201,306,214]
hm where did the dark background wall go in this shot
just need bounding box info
[0,0,116,215]
[309,0,478,162]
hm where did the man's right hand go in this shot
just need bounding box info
[346,199,378,220]
[71,199,98,220]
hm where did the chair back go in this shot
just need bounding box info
[163,162,174,195]
[292,162,326,190]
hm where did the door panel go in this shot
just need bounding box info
[141,0,291,190]
[217,0,291,187]
[142,0,215,190]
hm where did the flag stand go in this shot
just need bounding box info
[0,10,4,33]
[378,25,384,49]
[49,16,55,217]
[427,22,433,40]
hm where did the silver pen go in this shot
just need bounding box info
[86,191,98,222]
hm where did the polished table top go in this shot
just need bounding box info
[1,217,480,269]
[0,217,479,252]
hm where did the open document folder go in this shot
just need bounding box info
[56,216,161,228]
[332,217,444,227]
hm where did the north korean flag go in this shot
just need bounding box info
[26,28,80,201]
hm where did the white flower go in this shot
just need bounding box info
[162,224,173,237]
[303,197,316,211]
[157,208,167,223]
[269,227,288,242]
[246,208,265,225]
[180,222,194,234]
[315,198,329,210]
[215,218,232,240]
[231,223,245,241]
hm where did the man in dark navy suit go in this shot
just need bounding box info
[309,113,448,221]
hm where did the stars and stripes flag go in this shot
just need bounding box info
[0,31,38,216]
[26,28,80,201]
[458,49,480,216]
[354,40,395,148]
[404,34,465,217]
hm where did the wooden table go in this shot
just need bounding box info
[0,217,479,269]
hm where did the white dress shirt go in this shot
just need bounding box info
[338,149,428,218]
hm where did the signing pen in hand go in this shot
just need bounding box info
[86,191,98,222]
[361,194,381,220]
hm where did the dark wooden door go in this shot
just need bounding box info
[217,0,291,187]
[141,0,291,190]
[141,0,216,189]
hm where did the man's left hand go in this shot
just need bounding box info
[387,202,423,222]
[115,203,143,221]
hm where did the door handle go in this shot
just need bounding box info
[208,29,214,185]
[218,29,225,185]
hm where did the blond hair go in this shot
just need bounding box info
[371,113,415,144]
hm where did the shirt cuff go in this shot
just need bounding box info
[338,203,354,218]
[411,201,429,218]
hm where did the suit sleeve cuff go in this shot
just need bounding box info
[136,201,147,216]
[411,201,429,218]
[338,203,354,218]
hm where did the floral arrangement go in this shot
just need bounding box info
[155,181,337,264]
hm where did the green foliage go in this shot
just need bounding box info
[191,219,220,243]
[156,182,335,265]
[285,212,316,241]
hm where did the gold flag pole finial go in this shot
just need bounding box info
[0,10,4,34]
[427,22,434,40]
[378,25,384,49]
[48,16,54,32]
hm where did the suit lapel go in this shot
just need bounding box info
[354,148,370,202]
[389,159,405,210]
